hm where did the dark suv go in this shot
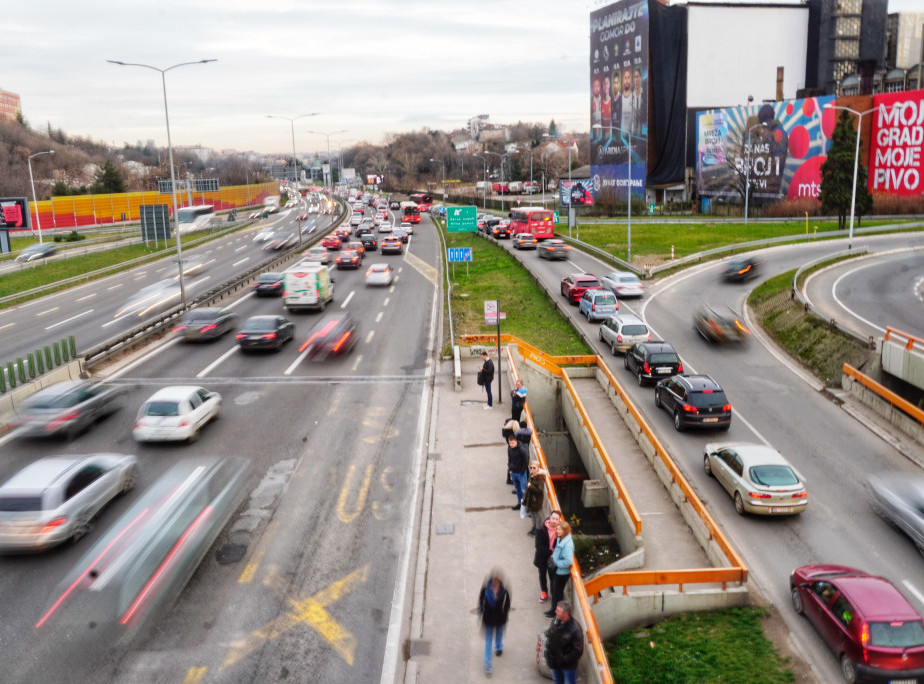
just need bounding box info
[654,374,731,431]
[624,341,682,386]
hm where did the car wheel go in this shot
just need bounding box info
[611,342,619,356]
[734,492,745,515]
[598,328,604,341]
[654,390,662,408]
[790,584,803,614]
[624,355,630,370]
[71,514,92,543]
[673,411,684,431]
[636,369,645,387]
[840,655,858,684]
[121,466,138,493]
[703,455,713,477]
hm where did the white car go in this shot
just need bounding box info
[253,228,275,243]
[599,313,651,355]
[378,222,393,233]
[365,263,394,287]
[133,386,221,444]
[304,246,331,264]
[601,271,645,298]
[399,221,414,235]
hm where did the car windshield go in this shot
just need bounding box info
[0,495,44,512]
[689,390,728,408]
[868,620,924,648]
[749,465,799,486]
[650,353,679,364]
[144,401,180,417]
[622,324,648,335]
[26,390,82,409]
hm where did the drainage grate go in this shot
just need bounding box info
[435,524,455,535]
[408,639,431,657]
[216,543,247,565]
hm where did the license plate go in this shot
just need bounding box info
[703,417,719,423]
[769,507,792,514]
[656,367,672,374]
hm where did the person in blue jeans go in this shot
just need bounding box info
[506,435,529,511]
[477,570,511,675]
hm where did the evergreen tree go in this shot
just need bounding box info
[91,160,126,194]
[819,110,873,231]
[548,119,559,138]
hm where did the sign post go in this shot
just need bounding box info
[446,206,477,233]
[448,246,472,278]
[484,300,506,404]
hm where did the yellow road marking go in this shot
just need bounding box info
[337,464,374,524]
[183,667,207,684]
[221,564,370,669]
[404,251,438,285]
[238,521,276,584]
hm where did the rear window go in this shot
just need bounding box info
[869,620,924,648]
[0,495,44,512]
[749,465,798,486]
[580,279,601,288]
[143,401,180,417]
[622,324,648,336]
[689,390,729,408]
[594,294,616,304]
[649,353,679,364]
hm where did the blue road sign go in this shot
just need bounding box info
[448,247,472,263]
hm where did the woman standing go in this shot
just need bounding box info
[477,569,511,675]
[533,510,561,603]
[523,461,547,530]
[545,521,574,618]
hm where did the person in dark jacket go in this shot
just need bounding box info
[480,351,495,408]
[478,569,511,675]
[506,434,529,510]
[523,461,547,534]
[510,379,527,421]
[544,600,584,684]
[533,510,561,602]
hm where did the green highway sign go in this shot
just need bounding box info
[446,205,477,232]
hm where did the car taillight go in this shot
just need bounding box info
[748,492,772,499]
[332,331,351,352]
[646,332,652,341]
[39,518,68,535]
[46,409,80,431]
[642,362,651,374]
[200,324,217,333]
[564,245,571,250]
[677,361,683,373]
[722,404,732,411]
[790,492,808,499]
[172,325,187,332]
[734,319,750,334]
[681,404,698,414]
[235,333,247,339]
[262,333,277,339]
[860,621,870,656]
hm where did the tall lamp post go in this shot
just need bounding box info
[743,122,767,226]
[472,154,487,211]
[268,113,319,187]
[28,150,55,243]
[108,59,216,309]
[429,158,446,200]
[306,128,347,192]
[567,143,578,236]
[484,151,511,212]
[610,125,636,263]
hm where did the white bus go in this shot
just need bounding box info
[176,205,216,234]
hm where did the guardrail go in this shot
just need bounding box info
[843,362,924,429]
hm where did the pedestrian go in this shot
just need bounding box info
[480,351,495,409]
[506,434,529,512]
[533,510,561,603]
[510,379,527,422]
[544,600,584,684]
[514,420,532,445]
[523,461,547,535]
[501,419,519,488]
[545,521,574,618]
[477,569,511,675]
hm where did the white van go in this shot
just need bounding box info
[282,262,334,312]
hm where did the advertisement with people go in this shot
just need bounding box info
[696,95,835,202]
[559,180,594,207]
[590,0,649,203]
[868,89,924,196]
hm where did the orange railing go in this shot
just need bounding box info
[884,327,924,353]
[843,363,924,428]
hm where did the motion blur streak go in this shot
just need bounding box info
[298,320,337,352]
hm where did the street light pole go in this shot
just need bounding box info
[567,143,578,237]
[108,59,216,309]
[27,150,55,243]
[268,113,320,186]
[743,122,766,226]
[472,154,487,211]
[484,151,511,213]
[429,159,445,200]
[306,128,347,192]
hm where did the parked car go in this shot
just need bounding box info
[560,273,602,304]
[0,453,138,552]
[868,472,924,555]
[132,386,221,444]
[722,256,762,282]
[538,239,571,260]
[600,271,645,298]
[624,341,683,386]
[599,314,650,355]
[703,442,807,515]
[380,236,403,255]
[693,304,751,343]
[299,313,358,359]
[15,242,58,263]
[513,233,538,250]
[790,564,924,682]
[578,289,619,321]
[235,315,295,352]
[655,374,732,431]
[16,380,126,439]
[172,307,238,342]
[365,263,394,287]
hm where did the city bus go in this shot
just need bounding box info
[408,193,433,212]
[401,201,421,224]
[508,206,555,240]
[177,205,216,234]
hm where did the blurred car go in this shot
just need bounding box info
[173,256,209,279]
[578,289,619,321]
[172,307,238,342]
[336,249,362,270]
[16,380,126,439]
[399,221,414,235]
[253,228,275,242]
[869,472,924,555]
[264,233,297,251]
[560,273,602,304]
[624,341,683,386]
[538,239,571,260]
[392,228,409,244]
[790,564,924,682]
[365,263,393,287]
[304,246,331,264]
[252,272,284,297]
[346,240,366,258]
[335,227,352,241]
[599,313,650,355]
[513,233,538,250]
[298,313,358,359]
[0,453,138,552]
[114,279,181,320]
[350,214,362,227]
[390,201,400,210]
[248,210,263,220]
[655,374,732,431]
[321,235,342,250]
[296,212,308,221]
[378,221,394,233]
[132,385,221,444]
[489,222,512,239]
[693,305,750,343]
[380,236,403,255]
[600,271,645,298]
[359,233,378,251]
[235,315,295,352]
[722,256,762,282]
[703,442,807,515]
[15,242,58,263]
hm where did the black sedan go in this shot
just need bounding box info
[298,313,357,359]
[235,315,296,352]
[336,249,362,270]
[359,233,377,251]
[624,341,683,386]
[693,305,750,343]
[722,256,762,282]
[173,307,238,342]
[252,272,284,297]
[15,380,126,439]
[392,229,410,244]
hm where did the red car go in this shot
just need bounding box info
[335,250,362,269]
[560,273,602,304]
[791,564,924,682]
[322,235,342,250]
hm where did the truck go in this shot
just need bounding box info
[282,261,334,312]
[491,181,523,194]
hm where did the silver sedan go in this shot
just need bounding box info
[16,380,126,439]
[703,442,808,516]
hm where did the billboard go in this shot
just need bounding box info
[559,180,595,207]
[0,197,30,229]
[696,95,835,202]
[366,174,383,185]
[868,89,924,196]
[590,0,649,203]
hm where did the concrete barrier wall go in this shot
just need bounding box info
[0,359,86,431]
[590,586,750,635]
[843,372,924,446]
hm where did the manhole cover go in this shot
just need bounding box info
[216,542,247,565]
[435,524,454,535]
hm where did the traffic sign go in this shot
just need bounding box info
[447,205,477,232]
[448,247,472,262]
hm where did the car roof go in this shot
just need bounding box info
[143,386,206,402]
[673,374,722,390]
[27,380,87,401]
[1,455,90,491]
[242,315,280,326]
[587,289,614,297]
[639,341,675,352]
[369,263,390,271]
[614,313,645,325]
[711,443,789,467]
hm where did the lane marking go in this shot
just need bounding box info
[340,291,355,308]
[196,345,239,378]
[283,347,311,376]
[365,330,374,344]
[336,464,374,523]
[106,337,181,380]
[383,297,390,307]
[351,354,362,372]
[183,668,207,684]
[46,309,95,331]
[232,257,250,267]
[76,294,96,302]
[107,283,123,291]
[0,322,13,332]
[37,307,59,317]
[375,312,383,323]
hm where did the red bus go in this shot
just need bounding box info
[508,207,555,239]
[401,201,421,224]
[409,193,433,212]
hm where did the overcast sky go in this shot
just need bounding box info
[3,0,919,156]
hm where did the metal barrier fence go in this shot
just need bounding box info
[0,337,77,394]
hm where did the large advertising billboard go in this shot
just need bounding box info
[868,89,924,196]
[590,0,648,203]
[696,95,835,202]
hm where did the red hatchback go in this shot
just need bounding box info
[791,564,924,683]
[321,235,342,250]
[560,273,602,304]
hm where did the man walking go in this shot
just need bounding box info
[544,601,584,684]
[506,434,529,511]
[477,569,511,675]
[480,351,495,409]
[510,379,527,422]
